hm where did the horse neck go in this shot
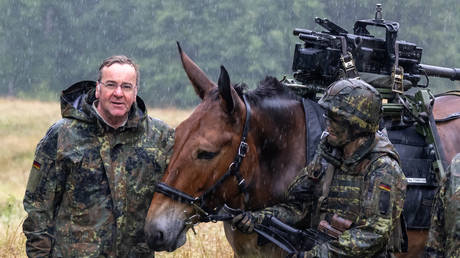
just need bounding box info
[242,98,307,210]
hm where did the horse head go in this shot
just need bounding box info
[144,44,308,255]
[144,43,257,251]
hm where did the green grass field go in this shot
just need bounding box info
[0,98,233,257]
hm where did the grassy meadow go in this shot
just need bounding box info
[0,97,233,257]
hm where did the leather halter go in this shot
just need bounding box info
[155,94,251,222]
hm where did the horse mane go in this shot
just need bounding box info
[234,76,300,105]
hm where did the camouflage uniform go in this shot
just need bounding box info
[260,133,407,257]
[425,153,460,257]
[23,81,174,257]
[252,79,407,257]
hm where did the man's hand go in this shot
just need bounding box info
[232,212,255,233]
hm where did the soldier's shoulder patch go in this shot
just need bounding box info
[378,183,391,192]
[32,160,41,170]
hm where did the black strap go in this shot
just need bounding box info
[200,94,251,206]
[434,90,460,98]
[155,182,197,204]
[435,112,460,123]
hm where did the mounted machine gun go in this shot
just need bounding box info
[286,4,459,95]
[283,4,460,231]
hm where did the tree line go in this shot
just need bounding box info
[0,0,458,107]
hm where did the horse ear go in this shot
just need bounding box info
[177,42,216,99]
[218,66,235,113]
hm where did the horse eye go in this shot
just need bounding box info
[197,150,219,160]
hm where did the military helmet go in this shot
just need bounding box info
[318,78,382,133]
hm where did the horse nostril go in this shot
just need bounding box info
[154,230,164,243]
[146,226,165,250]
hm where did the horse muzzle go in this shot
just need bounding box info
[144,209,187,251]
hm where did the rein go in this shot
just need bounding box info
[155,94,252,226]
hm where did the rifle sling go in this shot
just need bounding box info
[254,224,297,255]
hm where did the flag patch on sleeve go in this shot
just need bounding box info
[33,160,41,170]
[378,183,391,192]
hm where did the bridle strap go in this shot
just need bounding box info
[155,94,252,218]
[200,94,251,204]
[155,182,197,205]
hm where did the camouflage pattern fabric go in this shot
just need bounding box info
[425,153,460,258]
[318,78,382,133]
[23,81,174,257]
[257,131,407,257]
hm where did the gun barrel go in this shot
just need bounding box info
[294,28,313,36]
[419,64,460,81]
[298,33,323,42]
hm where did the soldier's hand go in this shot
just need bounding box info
[232,212,255,233]
[295,243,327,258]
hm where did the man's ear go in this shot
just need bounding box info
[95,83,100,99]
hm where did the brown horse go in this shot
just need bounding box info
[144,45,460,257]
[144,45,309,256]
[398,93,460,257]
[434,93,460,163]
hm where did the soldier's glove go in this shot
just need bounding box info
[232,212,256,233]
[295,242,329,258]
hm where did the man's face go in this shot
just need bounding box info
[95,63,137,125]
[324,112,351,147]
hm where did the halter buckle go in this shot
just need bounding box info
[237,178,246,187]
[238,142,249,157]
[184,213,200,235]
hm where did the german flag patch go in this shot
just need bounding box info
[33,160,41,170]
[378,183,391,192]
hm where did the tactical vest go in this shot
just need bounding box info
[309,137,405,253]
[318,171,365,225]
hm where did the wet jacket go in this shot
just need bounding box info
[425,153,460,258]
[23,81,175,257]
[260,131,407,257]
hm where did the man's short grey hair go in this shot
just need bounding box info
[98,55,139,86]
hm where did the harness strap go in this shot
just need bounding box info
[200,94,251,206]
[434,91,460,123]
[435,112,460,123]
[434,90,460,98]
[155,182,196,204]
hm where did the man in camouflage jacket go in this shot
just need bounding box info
[233,79,407,257]
[23,56,174,257]
[425,153,460,257]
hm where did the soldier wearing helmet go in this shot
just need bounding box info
[233,78,408,257]
[425,153,460,257]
